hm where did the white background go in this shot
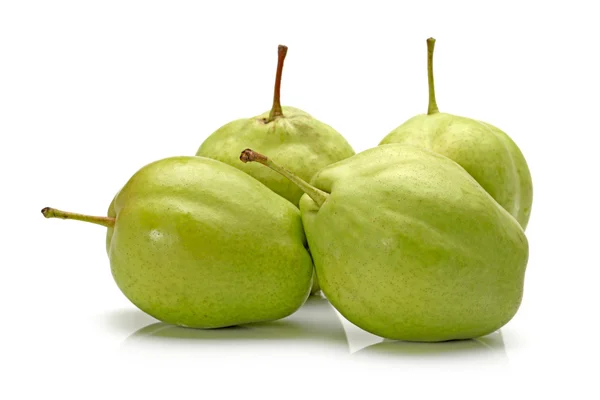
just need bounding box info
[1,1,599,398]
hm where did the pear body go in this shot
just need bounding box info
[300,144,528,341]
[197,106,355,206]
[106,156,313,328]
[380,113,532,229]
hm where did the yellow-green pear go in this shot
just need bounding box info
[241,145,529,342]
[380,38,533,229]
[196,45,355,207]
[42,156,313,328]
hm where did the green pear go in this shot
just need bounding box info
[240,145,529,342]
[380,38,533,229]
[196,45,355,207]
[42,156,313,328]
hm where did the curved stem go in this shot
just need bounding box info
[427,37,439,115]
[240,149,328,208]
[41,207,115,228]
[268,45,288,122]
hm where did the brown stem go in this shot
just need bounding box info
[240,149,329,207]
[41,207,115,228]
[268,45,288,122]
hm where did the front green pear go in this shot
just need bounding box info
[380,38,533,229]
[241,145,529,342]
[43,156,313,328]
[197,45,355,207]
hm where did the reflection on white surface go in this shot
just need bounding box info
[103,307,159,333]
[337,315,384,352]
[355,330,508,365]
[121,295,350,353]
[107,296,507,365]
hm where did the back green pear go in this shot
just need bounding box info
[196,45,355,207]
[380,38,533,229]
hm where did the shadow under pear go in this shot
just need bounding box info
[354,330,508,363]
[120,295,349,351]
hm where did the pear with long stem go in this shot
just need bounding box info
[42,156,314,328]
[241,146,529,342]
[380,38,533,229]
[197,45,355,208]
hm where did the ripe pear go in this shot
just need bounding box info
[240,145,529,342]
[42,156,313,328]
[380,38,533,229]
[196,45,355,207]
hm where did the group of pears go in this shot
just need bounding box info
[43,38,532,342]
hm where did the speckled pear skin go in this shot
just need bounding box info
[197,106,355,206]
[300,144,529,342]
[105,156,313,328]
[380,114,533,229]
[380,37,532,230]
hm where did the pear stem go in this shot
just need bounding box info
[240,149,329,207]
[268,45,288,122]
[427,37,439,115]
[41,207,115,228]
